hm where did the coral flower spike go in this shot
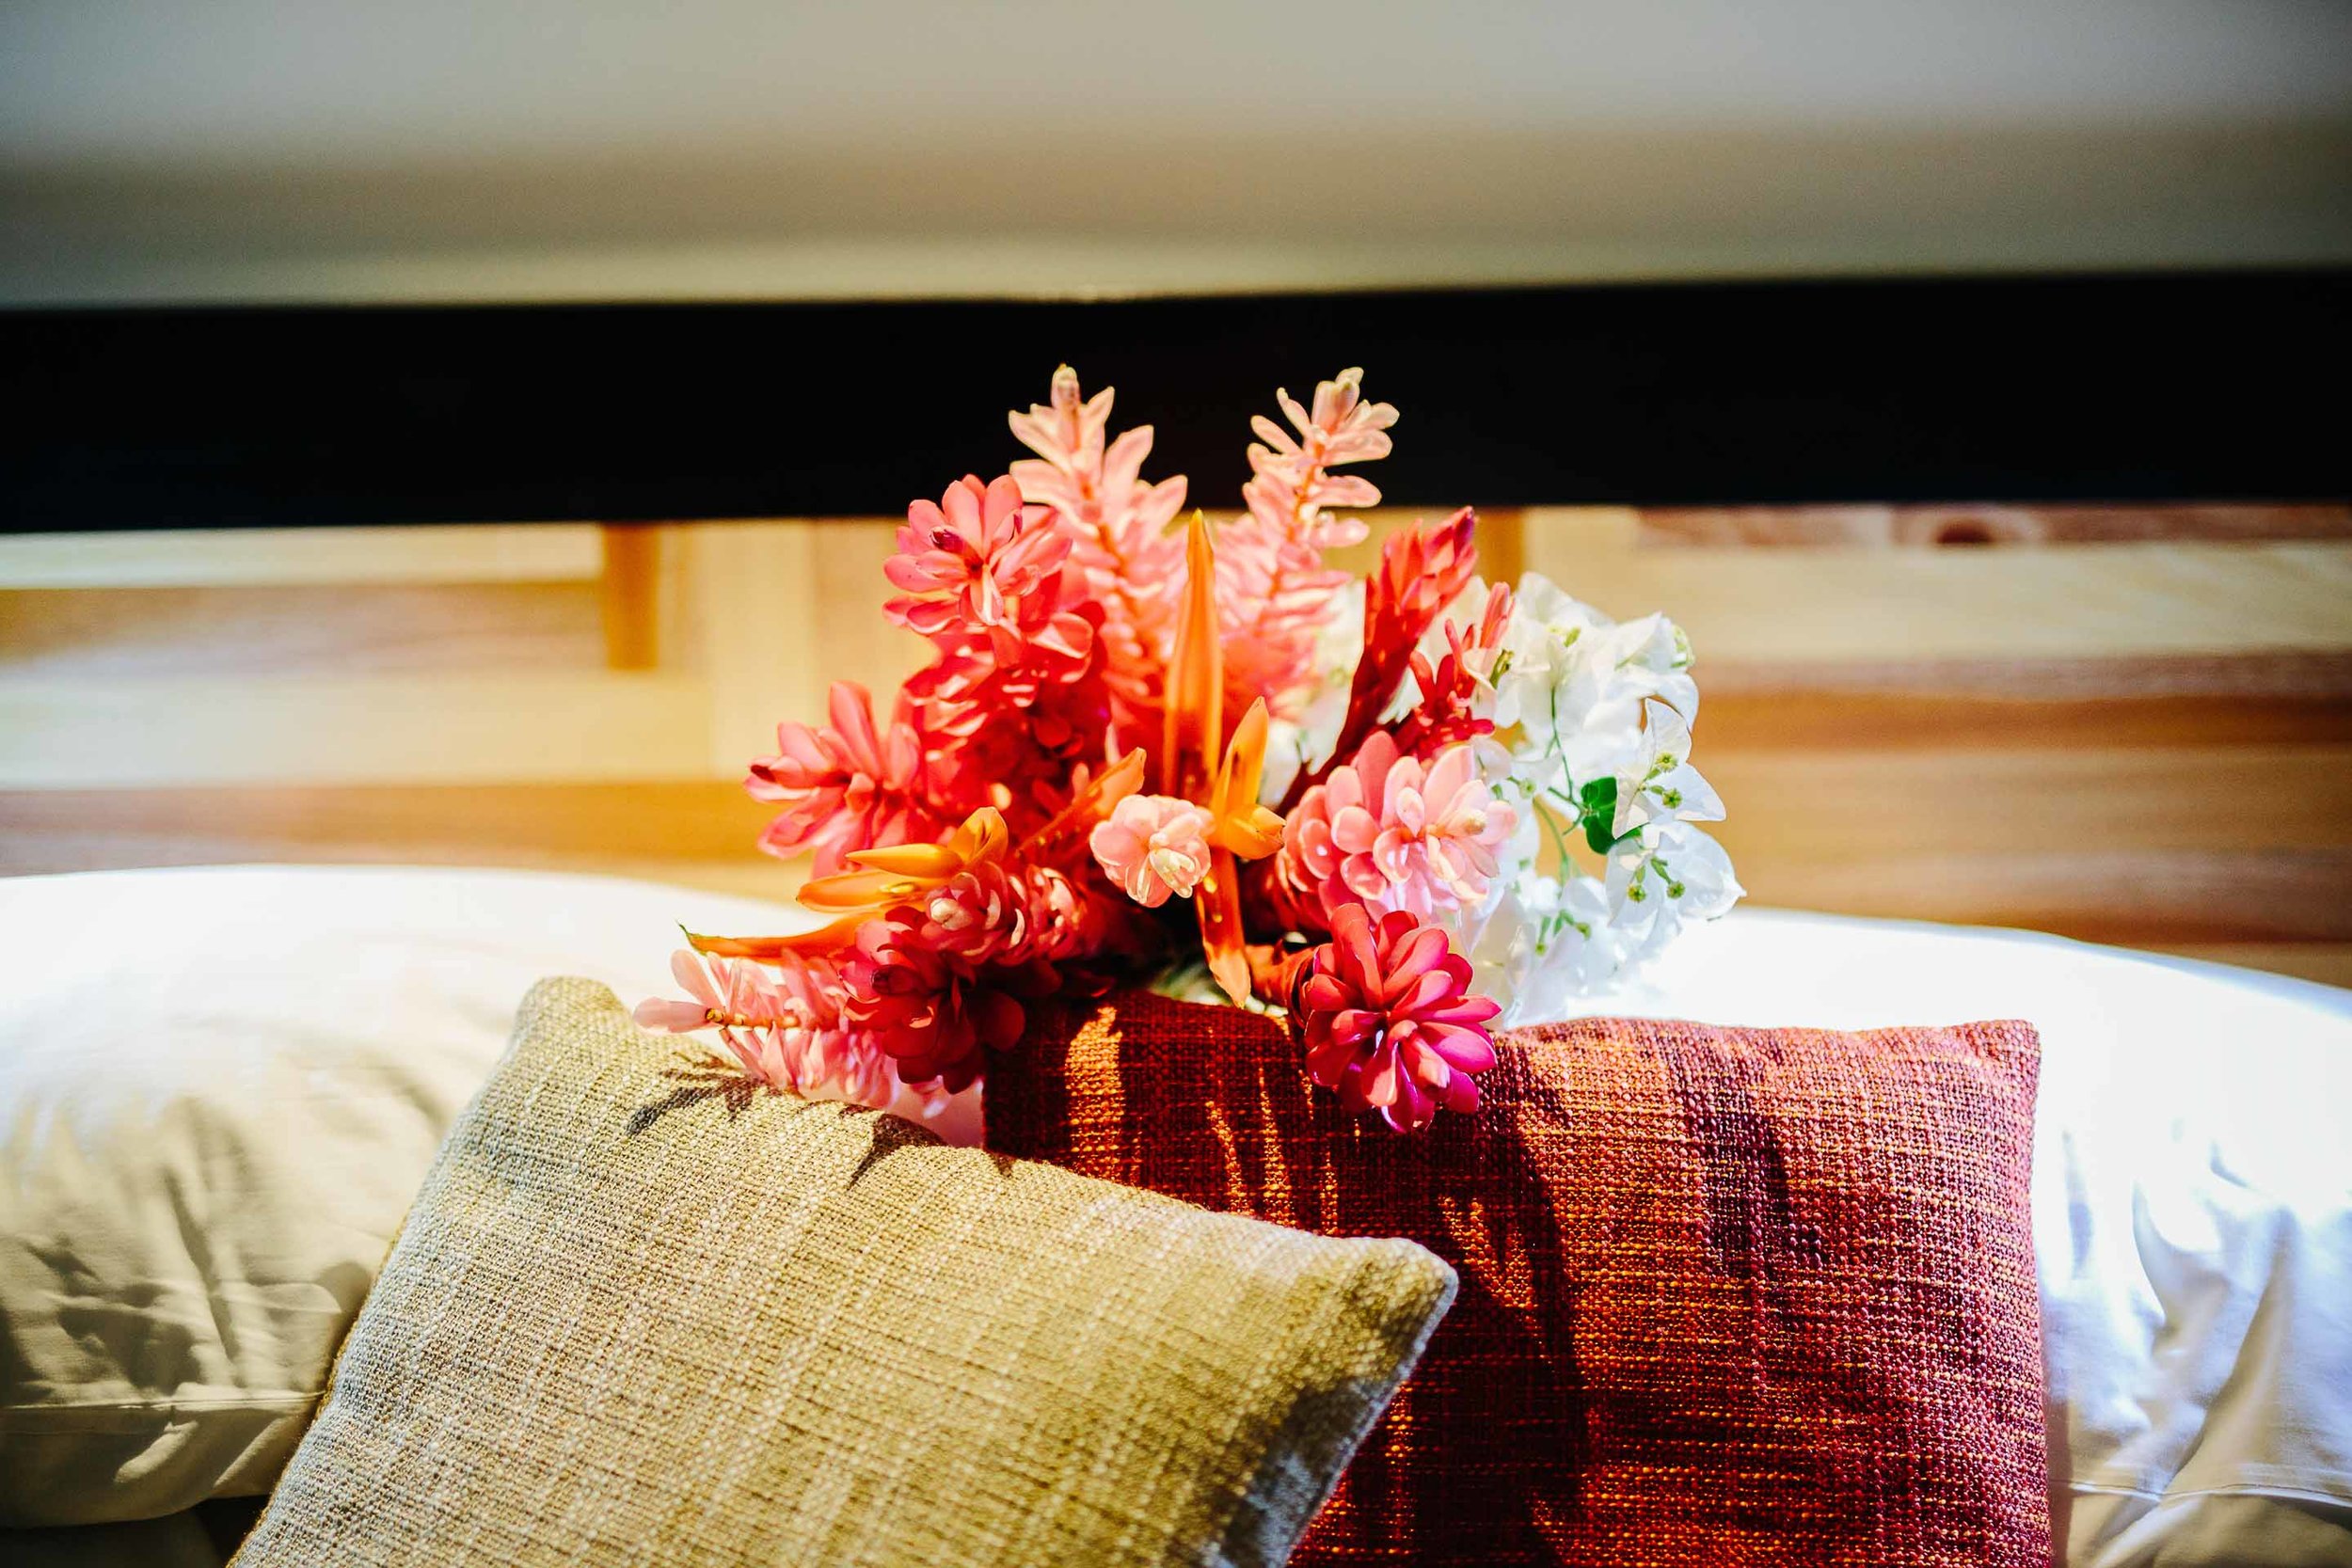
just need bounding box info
[1156,515,1288,1003]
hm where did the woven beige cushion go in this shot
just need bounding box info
[232,978,1454,1568]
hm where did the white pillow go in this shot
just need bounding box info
[0,864,962,1527]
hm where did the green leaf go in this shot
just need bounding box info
[1577,777,1619,854]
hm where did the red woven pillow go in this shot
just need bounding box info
[987,994,2047,1567]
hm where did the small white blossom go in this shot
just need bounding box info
[1492,573,1697,792]
[1604,818,1743,963]
[1612,698,1725,838]
[1448,870,1622,1024]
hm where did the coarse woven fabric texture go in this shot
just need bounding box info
[988,992,2048,1568]
[231,977,1456,1568]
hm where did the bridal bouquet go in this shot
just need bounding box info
[638,367,1740,1132]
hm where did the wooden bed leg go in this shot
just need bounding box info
[599,523,663,670]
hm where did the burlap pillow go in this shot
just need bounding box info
[989,992,2048,1567]
[232,978,1454,1568]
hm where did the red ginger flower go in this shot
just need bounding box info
[1301,508,1482,805]
[1017,862,1139,965]
[907,647,1110,833]
[914,861,1032,962]
[748,682,951,876]
[1394,581,1514,760]
[1295,903,1499,1132]
[888,475,1110,828]
[840,911,1035,1093]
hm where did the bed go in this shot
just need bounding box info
[2,865,2346,1564]
[4,279,2349,1563]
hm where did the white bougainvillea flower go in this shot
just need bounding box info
[1612,698,1726,838]
[1604,818,1743,961]
[1491,573,1698,791]
[1450,869,1622,1024]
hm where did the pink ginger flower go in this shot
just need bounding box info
[1017,861,1143,965]
[885,473,1113,825]
[633,946,780,1037]
[1089,793,1216,908]
[886,473,1094,671]
[748,681,951,876]
[914,861,1031,962]
[634,950,897,1109]
[1009,366,1187,737]
[1295,903,1500,1132]
[1240,366,1395,536]
[840,912,1035,1093]
[1279,733,1516,920]
[1217,369,1391,717]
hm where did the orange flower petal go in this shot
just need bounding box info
[1193,847,1253,1005]
[844,843,963,878]
[798,869,930,911]
[682,915,865,959]
[947,806,1012,863]
[1213,698,1269,819]
[1210,804,1286,862]
[1024,749,1146,862]
[1203,697,1283,860]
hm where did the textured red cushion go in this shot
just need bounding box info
[987,994,2047,1567]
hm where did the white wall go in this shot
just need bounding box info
[5,2,2349,302]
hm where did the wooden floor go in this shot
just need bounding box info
[4,504,2348,987]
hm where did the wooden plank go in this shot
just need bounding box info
[0,672,712,787]
[0,581,604,678]
[1519,521,2352,664]
[0,782,778,872]
[1736,849,2352,945]
[1633,503,2352,548]
[1702,746,2352,862]
[1694,692,2352,752]
[1702,652,2352,701]
[0,782,809,905]
[679,521,825,776]
[806,519,935,701]
[0,525,604,588]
